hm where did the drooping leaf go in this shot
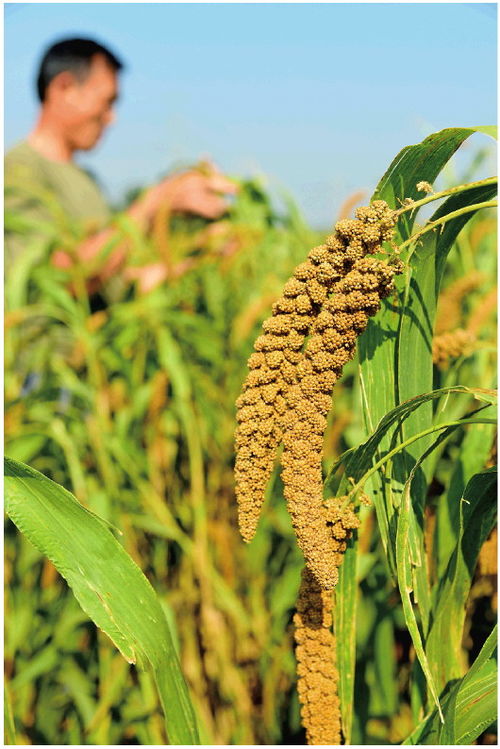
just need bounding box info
[426,468,497,690]
[327,386,496,487]
[403,625,497,745]
[397,465,443,722]
[355,128,497,726]
[4,457,200,745]
[473,125,497,140]
[325,386,496,572]
[435,421,496,579]
[395,177,497,485]
[360,126,497,574]
[373,127,490,229]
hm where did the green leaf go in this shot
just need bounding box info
[327,387,496,486]
[373,127,489,225]
[4,681,16,746]
[403,626,497,745]
[4,457,200,745]
[474,125,497,140]
[335,534,358,744]
[397,470,443,723]
[426,468,497,691]
[393,163,496,643]
[396,178,497,477]
[389,416,487,723]
[373,613,398,717]
[10,646,59,690]
[453,627,497,744]
[360,125,497,572]
[325,387,495,572]
[435,421,496,579]
[356,127,497,724]
[427,181,498,287]
[328,386,495,721]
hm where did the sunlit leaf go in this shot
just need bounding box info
[4,457,200,745]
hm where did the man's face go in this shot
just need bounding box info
[60,54,119,151]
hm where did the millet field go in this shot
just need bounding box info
[4,127,498,745]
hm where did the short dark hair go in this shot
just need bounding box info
[36,37,124,102]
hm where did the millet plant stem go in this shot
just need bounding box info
[394,176,497,216]
[341,416,496,509]
[398,200,498,255]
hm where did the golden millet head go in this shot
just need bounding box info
[294,566,342,745]
[432,328,476,369]
[234,197,403,573]
[324,496,361,537]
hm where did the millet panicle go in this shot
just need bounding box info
[294,566,341,745]
[235,200,403,587]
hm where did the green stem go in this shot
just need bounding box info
[344,417,496,506]
[394,176,497,217]
[399,200,498,255]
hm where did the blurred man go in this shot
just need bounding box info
[5,37,236,292]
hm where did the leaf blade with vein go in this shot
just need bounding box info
[4,456,200,745]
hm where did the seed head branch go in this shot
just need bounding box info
[235,200,404,587]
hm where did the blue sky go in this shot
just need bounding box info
[4,2,497,227]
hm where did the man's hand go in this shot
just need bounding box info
[133,166,238,224]
[124,257,196,294]
[51,165,237,294]
[168,169,238,218]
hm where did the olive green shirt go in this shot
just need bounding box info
[5,140,111,263]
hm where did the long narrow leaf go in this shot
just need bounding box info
[335,537,358,745]
[426,468,497,690]
[397,474,443,722]
[4,457,200,745]
[403,626,497,745]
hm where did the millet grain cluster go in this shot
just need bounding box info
[293,502,360,744]
[432,279,497,369]
[432,328,476,369]
[235,200,403,587]
[293,566,341,745]
[467,287,497,335]
[435,270,485,335]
